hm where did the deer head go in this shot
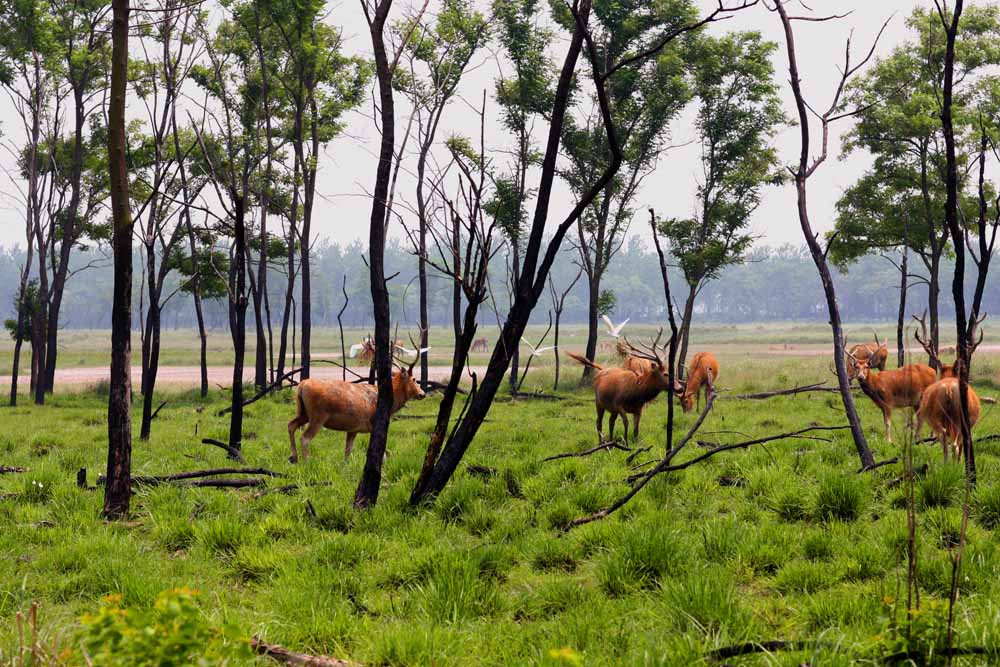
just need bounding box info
[623,328,673,390]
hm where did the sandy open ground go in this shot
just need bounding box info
[0,364,486,389]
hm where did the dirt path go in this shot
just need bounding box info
[0,364,485,390]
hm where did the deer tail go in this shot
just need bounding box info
[565,351,603,371]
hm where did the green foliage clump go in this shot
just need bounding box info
[79,588,250,666]
[814,474,866,521]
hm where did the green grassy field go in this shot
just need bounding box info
[2,336,1000,665]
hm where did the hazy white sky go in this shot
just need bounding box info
[0,0,921,250]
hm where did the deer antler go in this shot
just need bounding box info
[622,328,665,366]
[912,310,939,369]
[872,328,885,349]
[406,333,420,374]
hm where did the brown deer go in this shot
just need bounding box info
[678,352,719,413]
[565,331,675,445]
[845,350,937,443]
[351,336,407,365]
[470,338,489,353]
[287,356,425,463]
[916,378,981,461]
[847,330,888,374]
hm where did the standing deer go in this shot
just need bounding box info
[916,378,981,461]
[470,338,489,353]
[565,330,675,445]
[678,352,719,413]
[287,355,425,463]
[846,331,888,374]
[846,350,936,443]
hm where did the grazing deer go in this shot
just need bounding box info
[678,352,719,413]
[914,310,985,379]
[916,378,981,461]
[470,338,489,353]
[287,356,425,463]
[847,331,888,374]
[845,350,937,443]
[566,331,675,445]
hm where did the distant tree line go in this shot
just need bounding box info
[2,239,991,333]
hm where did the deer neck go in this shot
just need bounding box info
[390,375,408,414]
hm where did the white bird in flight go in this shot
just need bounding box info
[348,342,368,358]
[521,338,557,357]
[601,315,629,338]
[397,345,431,358]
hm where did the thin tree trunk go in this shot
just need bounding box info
[229,200,248,457]
[582,274,599,380]
[355,0,397,509]
[508,241,520,393]
[775,0,875,470]
[104,0,133,520]
[896,244,908,368]
[677,283,697,373]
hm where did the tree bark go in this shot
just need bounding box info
[355,0,396,509]
[677,282,698,373]
[896,233,908,368]
[775,0,875,470]
[582,274,599,379]
[229,198,248,457]
[104,0,133,520]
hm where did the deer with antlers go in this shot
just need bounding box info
[845,348,936,443]
[614,339,655,374]
[846,331,888,374]
[288,345,426,463]
[566,330,677,445]
[914,310,985,378]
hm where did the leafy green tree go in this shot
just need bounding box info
[659,31,784,369]
[263,0,369,380]
[556,0,695,378]
[831,5,1000,366]
[0,0,61,406]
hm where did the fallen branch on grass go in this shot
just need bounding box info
[562,389,717,531]
[251,637,356,667]
[466,465,497,478]
[885,463,930,489]
[977,433,1000,444]
[859,457,898,473]
[0,466,27,474]
[625,425,849,484]
[130,468,285,485]
[708,639,994,662]
[177,478,265,489]
[252,481,334,498]
[201,438,245,463]
[730,382,839,400]
[625,446,651,465]
[542,441,630,462]
[511,390,569,401]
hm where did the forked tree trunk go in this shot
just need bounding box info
[229,199,249,457]
[355,0,397,509]
[775,0,875,470]
[104,0,133,520]
[677,282,698,374]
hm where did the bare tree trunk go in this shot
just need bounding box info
[229,200,248,457]
[104,0,133,520]
[775,0,875,470]
[355,0,396,509]
[938,0,975,481]
[896,242,908,368]
[508,241,520,393]
[582,274,599,379]
[677,282,697,373]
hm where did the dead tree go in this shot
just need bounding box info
[769,0,887,470]
[408,0,757,503]
[354,0,430,509]
[548,264,583,390]
[409,96,500,503]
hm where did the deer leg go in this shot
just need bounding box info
[298,419,323,462]
[287,416,306,464]
[883,407,893,443]
[941,433,949,461]
[596,407,605,444]
[619,413,629,445]
[345,432,358,460]
[632,411,641,444]
[608,412,618,443]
